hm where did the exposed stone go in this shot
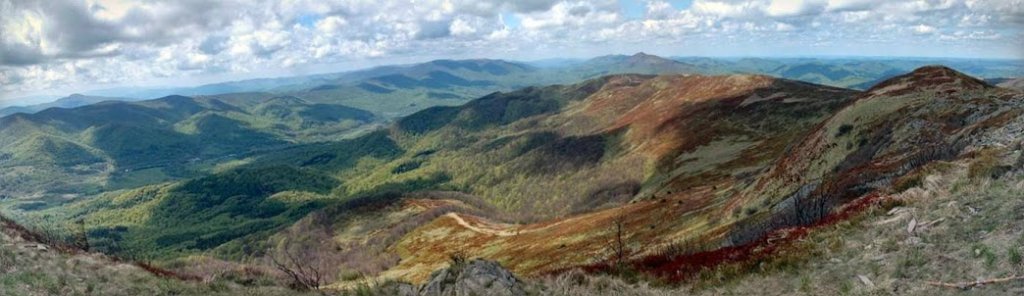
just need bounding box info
[377,282,418,296]
[418,259,526,296]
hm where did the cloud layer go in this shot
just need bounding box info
[1,0,1021,100]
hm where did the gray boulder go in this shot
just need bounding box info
[418,259,526,296]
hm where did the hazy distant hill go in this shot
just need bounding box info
[676,56,1024,89]
[569,52,699,78]
[51,55,1018,121]
[0,94,134,117]
[293,59,552,117]
[69,55,696,118]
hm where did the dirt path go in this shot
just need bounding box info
[444,212,521,236]
[443,208,613,237]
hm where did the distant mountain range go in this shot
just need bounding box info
[0,94,134,117]
[2,53,1021,200]
[5,54,1019,120]
[674,57,1024,89]
[566,52,699,78]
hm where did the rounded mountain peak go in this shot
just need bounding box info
[866,65,990,96]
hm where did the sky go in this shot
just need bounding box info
[0,0,1022,104]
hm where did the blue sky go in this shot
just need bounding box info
[620,0,692,18]
[0,0,1021,103]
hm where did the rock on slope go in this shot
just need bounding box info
[418,259,527,296]
[376,259,526,296]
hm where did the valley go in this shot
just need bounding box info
[2,57,1022,295]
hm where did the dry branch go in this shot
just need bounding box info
[926,275,1024,290]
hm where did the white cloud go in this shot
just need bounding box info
[0,0,1021,100]
[825,0,883,12]
[691,1,763,18]
[315,16,347,34]
[520,1,620,30]
[765,0,826,17]
[646,1,677,19]
[913,24,937,34]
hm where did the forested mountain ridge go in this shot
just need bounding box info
[0,93,377,198]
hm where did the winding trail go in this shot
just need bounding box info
[444,213,520,236]
[441,204,626,237]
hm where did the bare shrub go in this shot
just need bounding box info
[166,256,278,286]
[0,246,14,273]
[448,250,468,269]
[265,219,343,293]
[72,219,89,251]
[0,214,78,253]
[594,217,634,268]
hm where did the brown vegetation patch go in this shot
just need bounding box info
[571,192,886,283]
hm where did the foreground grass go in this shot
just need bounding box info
[675,163,1021,295]
[0,230,308,296]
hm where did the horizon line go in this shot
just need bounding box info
[2,53,1021,106]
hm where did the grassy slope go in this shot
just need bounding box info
[714,67,1021,246]
[685,159,1024,295]
[0,221,309,296]
[346,155,1024,296]
[342,67,1023,284]
[517,158,1023,296]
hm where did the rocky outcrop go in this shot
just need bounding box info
[415,259,526,296]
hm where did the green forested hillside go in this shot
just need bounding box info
[0,94,377,198]
[17,166,339,260]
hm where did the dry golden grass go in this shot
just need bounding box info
[674,158,1024,295]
